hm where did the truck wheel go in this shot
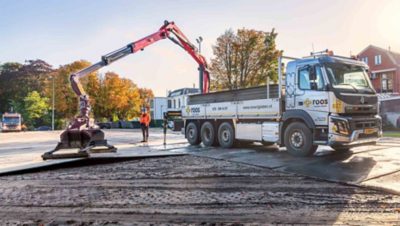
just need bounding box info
[186,122,200,145]
[284,122,317,157]
[201,122,217,147]
[218,122,235,148]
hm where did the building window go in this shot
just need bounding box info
[374,55,382,65]
[167,100,172,108]
[381,73,393,93]
[361,57,368,64]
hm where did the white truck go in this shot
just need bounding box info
[1,112,22,132]
[182,52,382,156]
[166,88,200,131]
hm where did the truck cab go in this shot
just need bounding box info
[283,53,381,155]
[182,51,381,157]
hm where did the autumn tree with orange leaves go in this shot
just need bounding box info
[48,60,149,126]
[96,72,141,121]
[138,88,154,109]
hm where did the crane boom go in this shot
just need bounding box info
[69,20,210,129]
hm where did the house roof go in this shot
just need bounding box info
[358,45,400,66]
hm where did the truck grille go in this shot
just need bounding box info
[349,119,378,130]
[358,132,378,139]
[355,121,377,129]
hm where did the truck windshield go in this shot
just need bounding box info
[2,117,20,124]
[325,63,374,93]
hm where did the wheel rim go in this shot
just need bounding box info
[221,128,230,142]
[290,130,304,148]
[188,127,195,139]
[204,127,211,142]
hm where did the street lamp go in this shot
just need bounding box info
[196,36,203,53]
[52,74,55,131]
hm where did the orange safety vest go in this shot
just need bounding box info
[140,113,151,126]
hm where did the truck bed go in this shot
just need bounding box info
[188,85,279,105]
[184,85,281,119]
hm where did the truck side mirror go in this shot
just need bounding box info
[309,67,317,81]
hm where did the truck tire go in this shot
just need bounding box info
[201,122,217,147]
[218,122,235,148]
[284,122,317,157]
[186,122,200,145]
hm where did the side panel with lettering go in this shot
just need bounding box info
[182,104,206,119]
[237,98,280,119]
[205,102,237,118]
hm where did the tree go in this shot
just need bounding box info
[138,88,154,108]
[1,59,153,127]
[0,60,53,115]
[52,60,93,120]
[0,62,23,113]
[210,28,282,91]
[20,60,54,97]
[98,72,141,121]
[50,61,149,123]
[23,91,50,128]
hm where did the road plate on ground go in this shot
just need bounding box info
[0,142,188,175]
[184,142,400,194]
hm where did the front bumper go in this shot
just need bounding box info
[328,128,381,147]
[328,115,382,148]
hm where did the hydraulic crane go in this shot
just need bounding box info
[42,20,210,160]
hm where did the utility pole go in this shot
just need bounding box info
[196,36,203,92]
[52,74,55,131]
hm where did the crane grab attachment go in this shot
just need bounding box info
[42,20,210,160]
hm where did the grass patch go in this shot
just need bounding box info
[383,131,400,138]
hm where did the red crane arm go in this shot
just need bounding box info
[69,21,210,129]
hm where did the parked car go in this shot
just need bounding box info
[97,122,111,129]
[131,120,141,129]
[35,126,51,131]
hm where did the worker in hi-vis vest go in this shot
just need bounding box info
[139,107,151,142]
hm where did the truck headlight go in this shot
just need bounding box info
[331,118,349,135]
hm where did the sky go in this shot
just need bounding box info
[1,0,399,96]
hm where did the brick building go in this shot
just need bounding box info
[358,45,400,93]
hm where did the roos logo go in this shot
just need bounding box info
[186,106,200,114]
[304,99,312,108]
[303,98,328,108]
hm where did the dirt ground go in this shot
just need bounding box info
[0,155,399,225]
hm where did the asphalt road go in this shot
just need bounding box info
[0,129,399,224]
